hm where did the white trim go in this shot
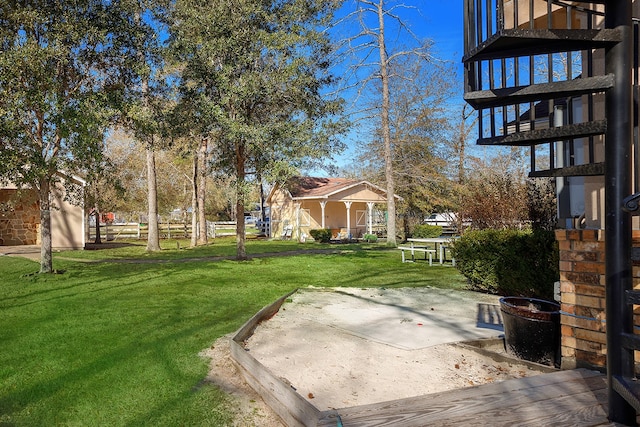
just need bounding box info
[367,202,375,235]
[320,201,327,229]
[344,201,352,238]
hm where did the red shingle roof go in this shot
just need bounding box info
[287,177,360,198]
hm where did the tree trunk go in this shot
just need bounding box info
[94,203,102,244]
[190,151,198,247]
[236,141,247,260]
[38,178,53,273]
[377,0,396,245]
[455,105,475,234]
[259,179,266,222]
[457,104,475,185]
[146,145,161,251]
[258,176,267,236]
[458,123,466,185]
[197,137,208,245]
[402,213,410,239]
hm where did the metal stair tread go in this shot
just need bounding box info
[620,332,640,351]
[464,28,622,62]
[465,75,614,108]
[612,375,640,413]
[625,288,640,303]
[528,162,604,178]
[477,120,606,146]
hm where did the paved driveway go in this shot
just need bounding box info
[0,245,40,261]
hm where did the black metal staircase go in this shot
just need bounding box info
[463,0,620,177]
[463,0,638,424]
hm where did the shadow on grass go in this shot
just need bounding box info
[0,263,184,309]
[0,316,221,423]
[84,242,138,250]
[0,247,468,425]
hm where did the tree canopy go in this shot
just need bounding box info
[170,0,346,258]
[332,0,441,244]
[0,1,157,272]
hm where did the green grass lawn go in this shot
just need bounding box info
[0,239,467,426]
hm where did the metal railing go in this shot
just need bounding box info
[463,0,610,177]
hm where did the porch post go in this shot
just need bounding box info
[367,202,375,235]
[343,201,352,238]
[294,202,301,239]
[320,201,327,229]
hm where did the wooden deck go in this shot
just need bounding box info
[317,369,622,427]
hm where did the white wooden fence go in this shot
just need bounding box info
[88,221,240,241]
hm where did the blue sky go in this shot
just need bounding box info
[408,1,465,66]
[335,0,466,72]
[322,0,468,172]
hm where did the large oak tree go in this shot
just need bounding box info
[170,0,346,259]
[0,1,154,272]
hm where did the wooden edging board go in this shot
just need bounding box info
[228,291,582,427]
[230,289,321,427]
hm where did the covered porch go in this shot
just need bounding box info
[266,177,401,241]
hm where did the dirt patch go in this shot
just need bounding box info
[201,337,285,427]
[203,287,553,425]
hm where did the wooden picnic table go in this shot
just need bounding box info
[407,237,457,265]
[397,245,435,264]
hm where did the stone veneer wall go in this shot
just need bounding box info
[556,229,640,371]
[0,189,40,246]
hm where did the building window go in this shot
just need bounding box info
[300,209,311,226]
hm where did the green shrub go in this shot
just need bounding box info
[412,224,443,238]
[363,233,378,243]
[450,229,558,299]
[309,228,332,243]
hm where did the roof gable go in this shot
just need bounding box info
[288,177,359,198]
[266,176,402,205]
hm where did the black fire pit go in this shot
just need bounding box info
[499,296,560,367]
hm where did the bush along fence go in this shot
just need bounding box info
[88,221,241,241]
[412,224,443,238]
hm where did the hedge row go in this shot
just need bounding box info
[450,229,559,300]
[309,228,332,243]
[412,224,443,238]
